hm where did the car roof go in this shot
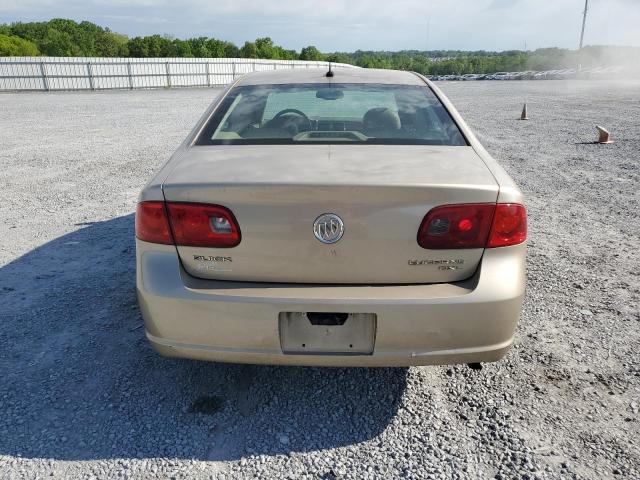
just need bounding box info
[235,67,426,86]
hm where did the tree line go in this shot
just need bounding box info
[0,19,324,60]
[0,18,634,75]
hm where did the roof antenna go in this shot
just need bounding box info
[326,62,334,78]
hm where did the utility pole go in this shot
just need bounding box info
[579,0,589,49]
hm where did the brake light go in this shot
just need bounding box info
[136,201,173,245]
[418,203,526,249]
[166,202,241,248]
[487,204,527,248]
[418,204,495,249]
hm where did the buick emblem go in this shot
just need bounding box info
[313,213,344,244]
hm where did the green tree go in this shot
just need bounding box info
[300,45,323,61]
[281,49,298,60]
[0,34,40,55]
[127,37,148,57]
[224,42,240,58]
[254,37,277,59]
[95,31,128,57]
[142,35,164,57]
[189,37,210,57]
[205,38,227,57]
[8,21,50,46]
[325,52,352,64]
[5,19,127,57]
[39,29,78,56]
[172,39,193,57]
[240,41,258,58]
[47,18,96,55]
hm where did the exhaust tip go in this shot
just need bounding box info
[467,362,483,371]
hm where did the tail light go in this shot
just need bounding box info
[166,202,241,248]
[418,203,526,249]
[418,204,495,249]
[136,201,241,248]
[136,201,174,245]
[487,204,527,247]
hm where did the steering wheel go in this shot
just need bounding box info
[272,108,309,121]
[268,109,311,136]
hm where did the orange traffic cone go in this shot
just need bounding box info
[520,103,529,120]
[596,125,613,144]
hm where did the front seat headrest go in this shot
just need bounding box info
[363,107,401,136]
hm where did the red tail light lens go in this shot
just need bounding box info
[487,204,527,248]
[418,203,526,249]
[166,202,241,248]
[418,204,495,249]
[136,201,173,245]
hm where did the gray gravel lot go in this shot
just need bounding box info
[0,80,639,479]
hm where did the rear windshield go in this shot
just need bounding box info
[196,83,467,146]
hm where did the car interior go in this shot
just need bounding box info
[200,84,467,145]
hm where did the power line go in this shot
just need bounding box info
[579,0,589,49]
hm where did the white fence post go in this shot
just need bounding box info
[126,61,133,89]
[39,61,49,91]
[87,62,95,90]
[165,62,171,88]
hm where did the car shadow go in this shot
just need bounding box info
[0,214,408,461]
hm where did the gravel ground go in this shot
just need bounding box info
[0,80,638,479]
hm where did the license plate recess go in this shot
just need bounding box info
[279,312,376,355]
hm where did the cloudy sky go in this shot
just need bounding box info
[1,0,639,51]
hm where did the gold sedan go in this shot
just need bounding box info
[136,67,526,367]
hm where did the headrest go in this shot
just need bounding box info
[363,107,401,131]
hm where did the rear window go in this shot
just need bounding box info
[196,83,467,146]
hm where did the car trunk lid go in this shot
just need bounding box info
[162,144,498,284]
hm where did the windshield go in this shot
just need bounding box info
[196,83,467,145]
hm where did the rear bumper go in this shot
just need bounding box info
[136,241,525,367]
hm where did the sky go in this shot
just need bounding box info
[1,0,639,52]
